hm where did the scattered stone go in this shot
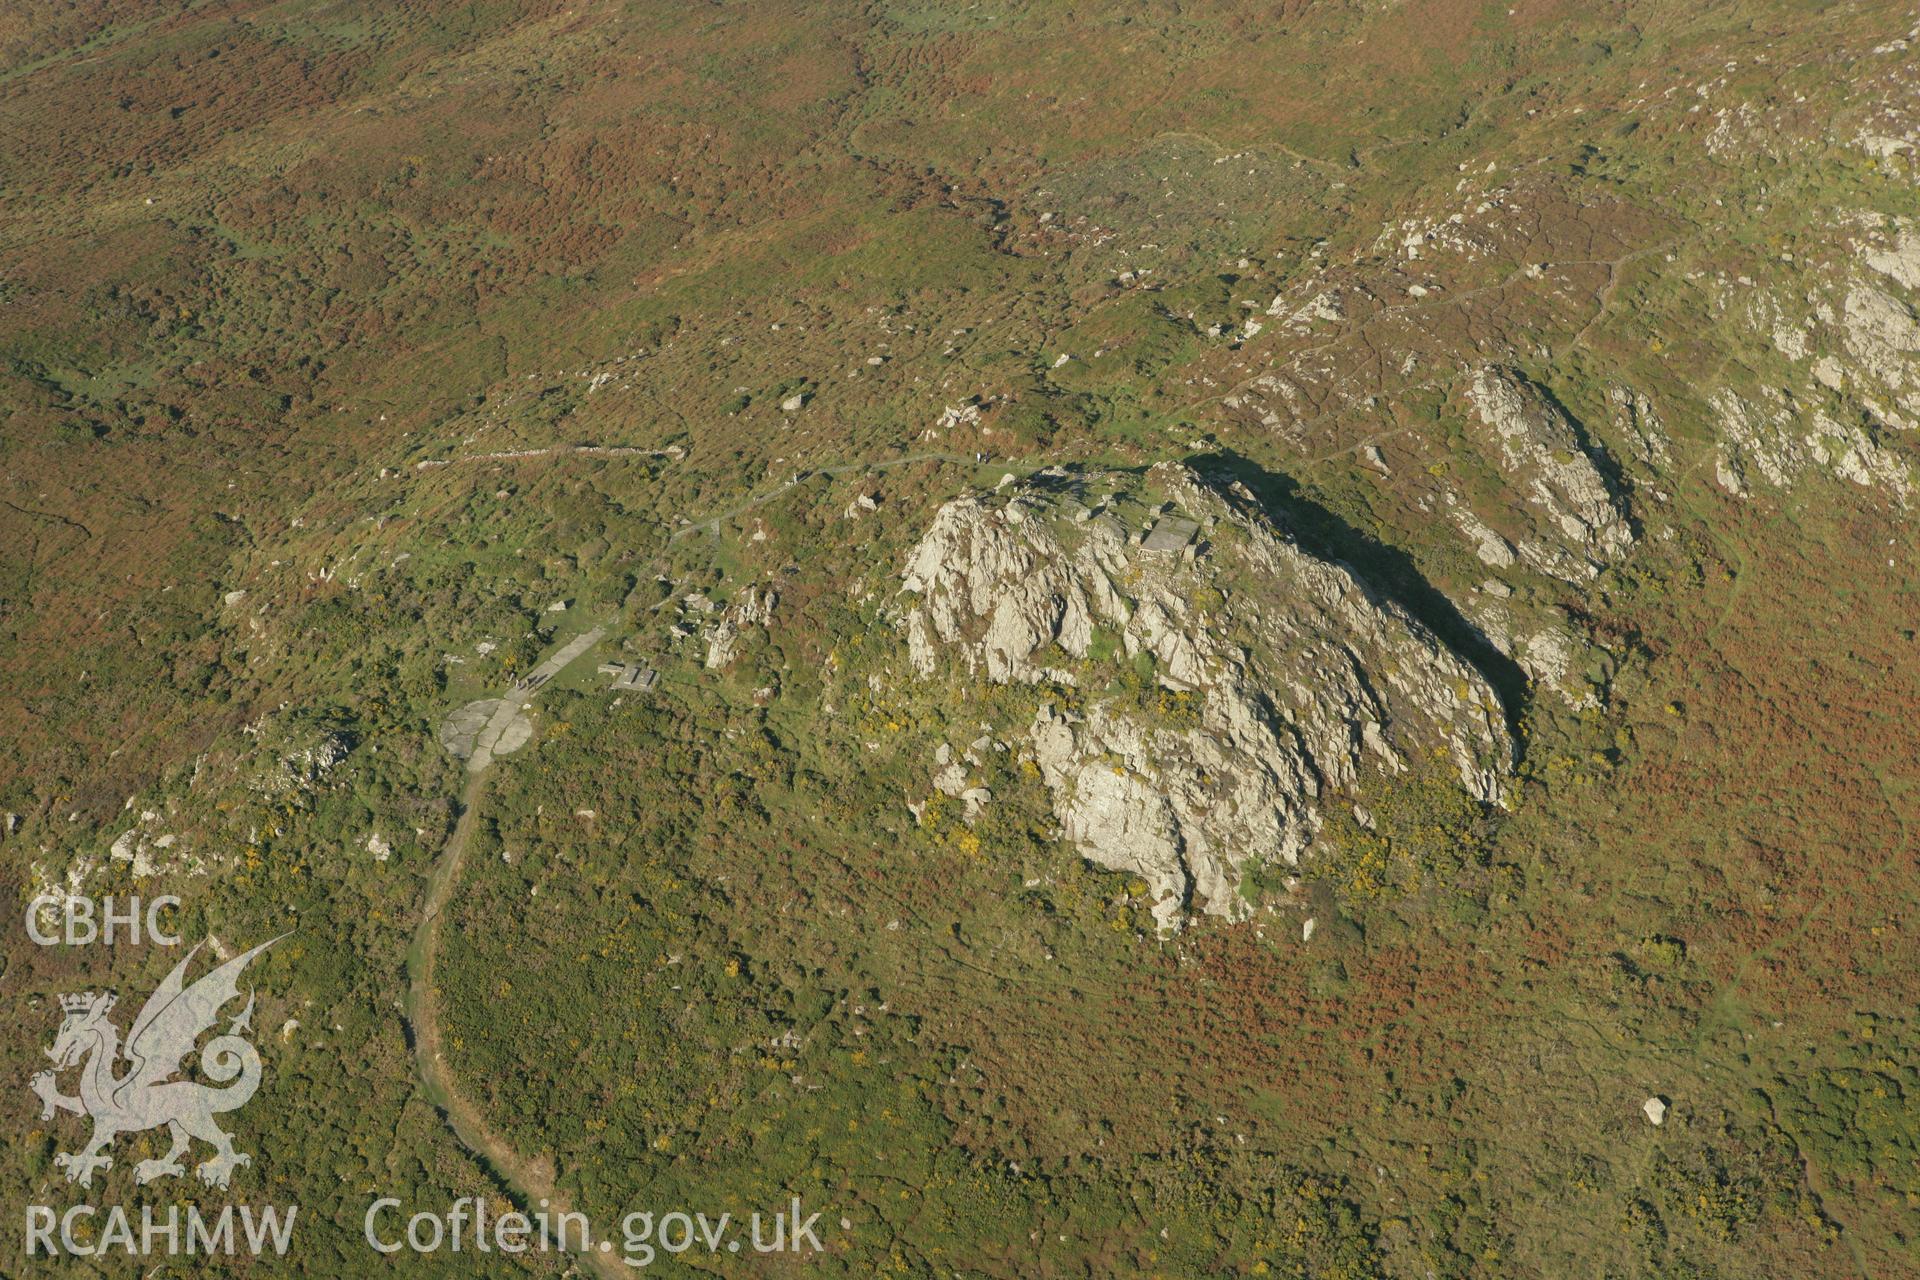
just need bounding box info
[1643,1096,1668,1126]
[933,402,982,435]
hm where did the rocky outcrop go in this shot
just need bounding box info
[107,806,204,879]
[1456,593,1596,711]
[899,464,1514,929]
[706,585,777,669]
[1463,368,1634,580]
[1709,387,1916,506]
[1840,278,1920,399]
[1715,214,1920,506]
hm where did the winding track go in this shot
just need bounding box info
[400,450,978,1270]
[405,626,627,1279]
[401,447,971,1270]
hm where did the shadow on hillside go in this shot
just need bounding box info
[1187,450,1530,753]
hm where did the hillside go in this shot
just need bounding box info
[3,2,1918,1276]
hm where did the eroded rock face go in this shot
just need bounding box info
[899,463,1514,929]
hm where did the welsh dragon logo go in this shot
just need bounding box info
[28,936,282,1190]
